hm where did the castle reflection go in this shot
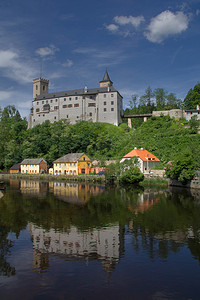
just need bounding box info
[29,222,124,274]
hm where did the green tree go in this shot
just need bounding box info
[184,83,200,109]
[165,151,197,184]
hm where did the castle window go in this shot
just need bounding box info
[54,117,56,120]
[104,108,107,112]
[67,115,68,118]
[68,104,72,108]
[77,116,79,118]
[36,85,38,90]
[111,101,114,105]
[42,101,44,104]
[36,108,40,112]
[74,104,79,107]
[63,105,67,108]
[37,102,39,105]
[111,94,114,97]
[111,108,114,111]
[69,97,71,100]
[88,103,96,107]
[89,112,92,116]
[64,98,66,101]
[90,96,93,99]
[43,114,45,117]
[43,86,45,91]
[104,101,106,105]
[33,119,35,122]
[75,97,78,100]
[54,106,59,110]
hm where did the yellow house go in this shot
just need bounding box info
[21,158,47,174]
[53,153,91,175]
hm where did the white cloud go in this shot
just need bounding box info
[144,10,189,43]
[196,9,200,16]
[35,45,59,57]
[63,59,73,67]
[114,15,145,28]
[0,50,18,68]
[0,90,14,101]
[106,24,119,32]
[0,50,36,83]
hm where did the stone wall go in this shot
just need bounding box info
[152,109,184,119]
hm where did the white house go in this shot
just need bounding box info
[120,147,160,173]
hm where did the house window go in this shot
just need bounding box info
[69,97,71,100]
[104,101,106,105]
[42,101,44,104]
[67,115,68,118]
[55,99,58,102]
[90,96,93,99]
[68,104,72,108]
[64,98,66,101]
[54,106,59,110]
[54,117,56,120]
[88,103,96,107]
[63,105,67,108]
[111,101,114,105]
[104,108,107,112]
[74,104,79,107]
[111,108,114,111]
[46,100,48,103]
[37,102,39,105]
[89,112,92,116]
[75,97,78,100]
[50,100,53,103]
[111,94,114,97]
[36,108,40,112]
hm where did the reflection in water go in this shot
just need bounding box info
[0,179,200,299]
[29,222,124,274]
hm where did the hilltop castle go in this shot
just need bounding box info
[28,71,123,128]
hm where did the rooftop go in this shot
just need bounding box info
[123,148,160,162]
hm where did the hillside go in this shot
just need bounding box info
[0,106,199,170]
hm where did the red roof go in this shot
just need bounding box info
[123,148,160,162]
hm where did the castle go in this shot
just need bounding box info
[28,71,123,128]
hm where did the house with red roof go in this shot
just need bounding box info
[120,147,160,174]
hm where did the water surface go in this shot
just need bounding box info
[0,179,200,299]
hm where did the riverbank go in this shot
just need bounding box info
[0,173,105,184]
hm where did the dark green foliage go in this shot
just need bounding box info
[165,151,197,184]
[184,83,200,109]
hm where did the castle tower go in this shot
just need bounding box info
[33,78,49,99]
[100,70,113,88]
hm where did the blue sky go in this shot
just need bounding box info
[0,0,200,118]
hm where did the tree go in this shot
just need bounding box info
[184,83,200,109]
[165,151,197,184]
[154,88,167,110]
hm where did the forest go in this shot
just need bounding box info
[0,83,199,178]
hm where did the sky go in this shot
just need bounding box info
[0,0,200,118]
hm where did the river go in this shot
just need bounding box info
[0,179,200,300]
